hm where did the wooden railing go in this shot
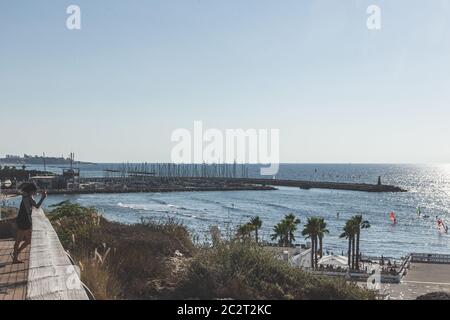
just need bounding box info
[26,208,88,300]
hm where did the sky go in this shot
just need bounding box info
[1,0,450,163]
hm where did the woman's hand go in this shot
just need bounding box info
[41,190,48,198]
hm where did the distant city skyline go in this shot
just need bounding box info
[1,0,450,164]
[1,152,449,165]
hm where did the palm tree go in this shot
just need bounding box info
[302,217,320,269]
[236,223,254,241]
[250,216,262,243]
[352,215,370,270]
[271,214,301,247]
[351,226,356,269]
[271,221,289,246]
[284,214,301,245]
[340,219,357,269]
[317,218,329,258]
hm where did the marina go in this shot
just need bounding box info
[2,160,406,196]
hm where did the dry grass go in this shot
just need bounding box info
[77,255,122,300]
[172,241,375,300]
[47,202,195,299]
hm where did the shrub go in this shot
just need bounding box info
[173,241,375,300]
[417,292,450,300]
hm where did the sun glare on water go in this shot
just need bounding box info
[437,164,450,196]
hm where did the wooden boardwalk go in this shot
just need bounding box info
[0,208,88,300]
[27,208,89,300]
[0,239,29,300]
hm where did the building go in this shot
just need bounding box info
[30,175,68,190]
[29,176,56,190]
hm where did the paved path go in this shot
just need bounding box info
[384,263,450,300]
[0,238,29,300]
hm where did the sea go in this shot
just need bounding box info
[3,163,450,258]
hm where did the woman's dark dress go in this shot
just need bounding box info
[16,195,45,230]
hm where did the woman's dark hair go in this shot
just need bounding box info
[19,182,38,194]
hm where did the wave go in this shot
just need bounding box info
[191,196,249,214]
[117,201,210,221]
[117,202,147,210]
[264,202,297,211]
[227,196,298,212]
[167,204,188,210]
[117,202,170,214]
[148,198,167,205]
[190,197,221,205]
[118,201,188,211]
[221,205,248,213]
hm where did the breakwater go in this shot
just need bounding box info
[47,184,275,195]
[74,176,405,194]
[229,178,407,192]
[4,176,406,196]
[44,176,276,195]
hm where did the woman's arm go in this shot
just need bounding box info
[31,190,47,208]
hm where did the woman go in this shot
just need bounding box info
[12,182,47,264]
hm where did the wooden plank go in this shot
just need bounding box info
[26,208,88,300]
[0,238,29,300]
